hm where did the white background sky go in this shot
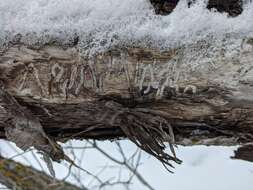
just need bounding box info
[0,140,252,190]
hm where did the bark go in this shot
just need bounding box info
[0,38,253,164]
[0,155,81,190]
[150,0,243,16]
[232,143,253,162]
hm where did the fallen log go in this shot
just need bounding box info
[0,38,253,165]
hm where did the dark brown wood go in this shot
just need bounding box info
[232,144,253,162]
[149,0,243,16]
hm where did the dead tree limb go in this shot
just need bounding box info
[0,154,82,190]
[0,39,253,164]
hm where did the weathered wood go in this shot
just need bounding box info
[0,39,253,163]
[0,82,65,162]
[0,155,82,190]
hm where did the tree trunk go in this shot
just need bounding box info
[0,39,253,164]
[0,155,82,190]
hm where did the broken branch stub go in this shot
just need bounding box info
[0,81,64,162]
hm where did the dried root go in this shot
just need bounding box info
[119,110,182,172]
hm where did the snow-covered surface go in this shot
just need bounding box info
[0,140,253,190]
[0,0,253,55]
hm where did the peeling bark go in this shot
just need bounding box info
[0,155,82,190]
[0,82,64,162]
[0,40,253,164]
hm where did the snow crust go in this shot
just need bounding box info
[0,0,253,55]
